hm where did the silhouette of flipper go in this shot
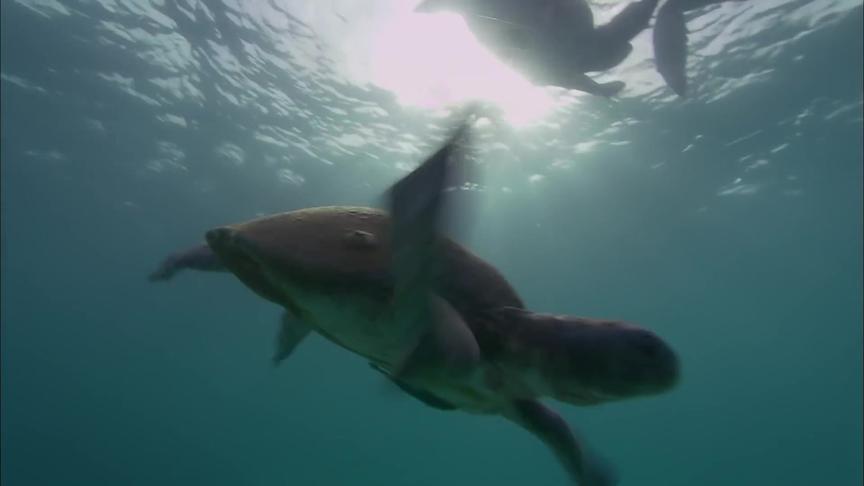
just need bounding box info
[653,0,689,96]
[571,73,626,98]
[654,0,749,96]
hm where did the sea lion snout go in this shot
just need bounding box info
[204,226,286,304]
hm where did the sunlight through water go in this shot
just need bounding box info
[362,7,561,126]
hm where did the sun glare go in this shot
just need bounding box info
[365,8,560,127]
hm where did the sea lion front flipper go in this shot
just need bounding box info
[595,0,659,43]
[653,0,688,96]
[272,311,311,366]
[392,295,481,382]
[148,243,226,282]
[386,121,480,382]
[502,399,619,486]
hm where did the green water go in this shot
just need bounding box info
[1,1,861,485]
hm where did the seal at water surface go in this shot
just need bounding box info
[415,0,661,97]
[150,123,679,485]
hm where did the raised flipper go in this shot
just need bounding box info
[148,243,226,281]
[502,399,618,486]
[386,120,480,382]
[273,311,311,366]
[596,0,660,43]
[369,362,457,411]
[653,0,689,96]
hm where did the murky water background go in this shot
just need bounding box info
[2,1,862,485]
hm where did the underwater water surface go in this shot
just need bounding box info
[1,1,862,485]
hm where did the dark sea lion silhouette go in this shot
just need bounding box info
[415,0,660,97]
[417,0,748,97]
[150,122,679,485]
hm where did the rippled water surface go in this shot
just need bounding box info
[2,1,862,485]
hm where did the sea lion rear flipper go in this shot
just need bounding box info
[272,311,311,366]
[148,243,226,282]
[570,73,625,98]
[653,0,689,96]
[595,0,659,43]
[386,120,480,381]
[502,399,619,486]
[368,363,457,411]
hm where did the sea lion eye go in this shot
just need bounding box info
[344,230,377,249]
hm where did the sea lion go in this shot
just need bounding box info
[415,0,660,97]
[150,123,679,485]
